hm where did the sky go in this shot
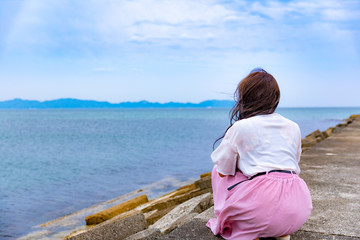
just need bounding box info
[0,0,359,107]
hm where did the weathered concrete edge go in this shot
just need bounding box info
[65,211,147,240]
[292,229,360,240]
[159,219,360,240]
[301,115,358,152]
[80,115,358,226]
[85,195,149,225]
[64,174,213,238]
[64,114,360,239]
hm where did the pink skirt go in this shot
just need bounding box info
[207,166,312,240]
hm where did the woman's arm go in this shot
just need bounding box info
[211,124,240,177]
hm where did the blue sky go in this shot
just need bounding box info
[0,0,359,107]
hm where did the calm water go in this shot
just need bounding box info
[1,107,360,238]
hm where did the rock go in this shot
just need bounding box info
[194,206,216,221]
[350,114,360,120]
[85,195,148,225]
[167,183,198,198]
[194,175,212,190]
[345,118,354,124]
[158,219,223,240]
[305,129,322,139]
[144,208,175,225]
[301,137,317,148]
[301,147,310,153]
[337,123,347,128]
[200,172,211,178]
[141,184,212,225]
[124,228,161,240]
[66,211,147,240]
[301,127,342,150]
[322,127,335,138]
[171,212,198,229]
[150,192,213,234]
[333,123,347,133]
[143,183,197,204]
[141,188,211,213]
[301,128,331,148]
[137,187,192,214]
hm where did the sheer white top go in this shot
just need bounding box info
[211,113,301,177]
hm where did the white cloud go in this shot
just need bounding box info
[322,8,360,21]
[2,0,360,53]
[249,0,359,22]
[95,0,234,42]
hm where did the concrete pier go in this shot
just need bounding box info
[293,117,360,239]
[160,117,360,239]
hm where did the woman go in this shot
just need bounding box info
[207,68,312,240]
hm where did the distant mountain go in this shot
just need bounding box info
[0,98,235,109]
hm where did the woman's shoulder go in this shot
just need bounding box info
[275,113,300,128]
[233,113,300,130]
[231,113,300,129]
[274,113,301,135]
[231,117,254,128]
[229,115,263,134]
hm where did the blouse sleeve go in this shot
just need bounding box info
[211,124,240,176]
[296,130,302,162]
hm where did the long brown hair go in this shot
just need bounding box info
[213,68,280,149]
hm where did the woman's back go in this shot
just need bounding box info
[212,113,301,177]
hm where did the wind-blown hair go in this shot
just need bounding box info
[213,68,280,149]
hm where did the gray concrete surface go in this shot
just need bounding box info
[66,211,146,240]
[125,228,161,240]
[298,118,360,238]
[160,118,360,239]
[159,219,223,240]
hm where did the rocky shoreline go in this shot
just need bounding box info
[65,172,213,239]
[62,114,360,240]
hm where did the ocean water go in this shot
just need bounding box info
[1,107,360,239]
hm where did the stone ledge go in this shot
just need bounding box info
[150,192,213,235]
[64,114,360,240]
[291,230,360,240]
[85,195,148,225]
[350,114,360,120]
[301,116,357,152]
[158,219,360,240]
[65,211,146,240]
[124,228,161,240]
[158,219,223,240]
[194,206,215,221]
[140,188,211,215]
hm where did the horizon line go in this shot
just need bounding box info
[0,98,359,108]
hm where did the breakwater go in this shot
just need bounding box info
[19,114,360,240]
[5,107,360,239]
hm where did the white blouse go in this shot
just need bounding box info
[211,113,301,177]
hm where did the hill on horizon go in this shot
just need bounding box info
[0,98,235,109]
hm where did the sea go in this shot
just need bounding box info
[1,107,360,239]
